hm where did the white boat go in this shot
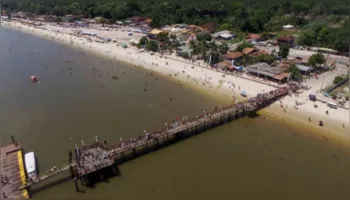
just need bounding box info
[24,152,37,180]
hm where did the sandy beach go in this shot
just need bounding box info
[2,21,349,139]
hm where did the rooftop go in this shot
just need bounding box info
[220,33,234,39]
[201,22,217,33]
[295,64,314,72]
[282,24,294,29]
[246,62,284,77]
[273,72,290,80]
[216,61,231,69]
[278,36,294,42]
[224,52,244,60]
[177,45,193,53]
[212,30,230,38]
[149,29,163,35]
[242,47,256,55]
[247,33,261,40]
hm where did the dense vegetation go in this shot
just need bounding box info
[3,1,349,52]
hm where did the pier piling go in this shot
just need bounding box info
[74,177,79,192]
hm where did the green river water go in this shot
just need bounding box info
[1,27,350,200]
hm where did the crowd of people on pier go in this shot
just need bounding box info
[1,175,10,188]
[110,84,299,155]
[76,147,114,176]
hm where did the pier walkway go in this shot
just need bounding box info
[18,84,298,191]
[1,143,29,198]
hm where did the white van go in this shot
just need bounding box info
[327,102,337,109]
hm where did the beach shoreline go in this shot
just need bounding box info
[2,21,349,140]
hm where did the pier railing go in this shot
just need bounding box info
[19,84,296,190]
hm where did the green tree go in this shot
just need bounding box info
[218,43,228,54]
[2,2,349,54]
[65,3,82,15]
[146,40,159,52]
[196,32,212,41]
[288,64,302,81]
[290,2,309,14]
[139,36,148,46]
[209,52,220,65]
[7,12,11,20]
[157,32,169,43]
[236,42,253,52]
[260,32,270,41]
[189,40,197,52]
[99,17,106,27]
[333,76,343,84]
[298,31,314,46]
[53,6,64,16]
[278,45,290,59]
[256,54,276,64]
[308,53,325,67]
[35,4,46,15]
[219,23,233,31]
[197,40,207,56]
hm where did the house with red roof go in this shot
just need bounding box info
[277,36,294,47]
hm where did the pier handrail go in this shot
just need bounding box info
[19,84,297,190]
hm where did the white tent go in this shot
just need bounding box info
[219,33,234,39]
[282,25,294,29]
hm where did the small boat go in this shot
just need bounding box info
[30,76,38,82]
[24,152,37,181]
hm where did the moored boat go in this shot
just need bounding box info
[24,152,37,181]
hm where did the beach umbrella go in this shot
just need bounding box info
[121,43,127,48]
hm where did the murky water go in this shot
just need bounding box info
[1,27,350,200]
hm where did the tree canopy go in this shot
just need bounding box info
[288,64,302,81]
[3,1,349,52]
[333,76,344,85]
[308,53,326,67]
[145,40,158,52]
[278,45,290,59]
[139,36,148,46]
[236,42,254,52]
[196,32,212,42]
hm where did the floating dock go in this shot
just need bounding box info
[0,143,29,198]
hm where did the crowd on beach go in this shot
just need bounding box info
[2,19,349,139]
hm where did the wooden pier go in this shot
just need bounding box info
[17,84,298,192]
[1,140,29,198]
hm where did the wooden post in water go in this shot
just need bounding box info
[99,172,104,181]
[155,137,159,148]
[75,144,80,158]
[112,164,117,176]
[11,135,18,145]
[74,177,80,192]
[132,148,136,157]
[68,151,75,178]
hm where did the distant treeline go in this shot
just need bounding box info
[2,1,349,52]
